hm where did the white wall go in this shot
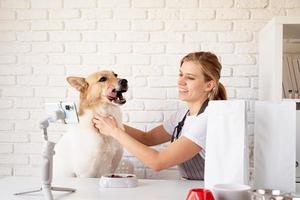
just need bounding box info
[0,0,299,179]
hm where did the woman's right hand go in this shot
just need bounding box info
[93,114,120,138]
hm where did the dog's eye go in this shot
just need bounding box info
[113,73,118,77]
[99,77,107,82]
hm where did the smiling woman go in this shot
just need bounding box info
[93,51,227,180]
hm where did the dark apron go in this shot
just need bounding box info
[171,99,209,180]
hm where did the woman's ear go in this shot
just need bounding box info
[205,80,216,92]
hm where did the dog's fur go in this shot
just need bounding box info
[53,70,128,178]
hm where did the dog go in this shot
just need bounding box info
[53,70,128,178]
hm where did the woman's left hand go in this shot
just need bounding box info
[93,114,119,137]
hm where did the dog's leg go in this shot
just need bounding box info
[73,156,101,178]
[110,148,123,173]
[53,156,76,177]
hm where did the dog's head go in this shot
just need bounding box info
[67,70,128,111]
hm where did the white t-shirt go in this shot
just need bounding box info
[163,108,208,159]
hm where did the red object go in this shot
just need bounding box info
[186,188,215,200]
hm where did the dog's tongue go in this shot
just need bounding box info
[106,86,117,97]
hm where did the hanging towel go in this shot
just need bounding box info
[204,100,249,189]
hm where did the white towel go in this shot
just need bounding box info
[254,101,296,193]
[204,100,249,189]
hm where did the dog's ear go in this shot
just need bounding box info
[67,76,88,92]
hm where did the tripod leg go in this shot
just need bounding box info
[51,186,76,192]
[14,187,42,195]
[43,185,54,200]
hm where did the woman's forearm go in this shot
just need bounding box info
[113,127,163,171]
[124,124,171,146]
[123,125,150,145]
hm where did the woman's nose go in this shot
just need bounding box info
[177,76,186,86]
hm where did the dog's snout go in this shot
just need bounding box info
[120,79,128,87]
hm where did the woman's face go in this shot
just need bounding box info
[177,61,213,102]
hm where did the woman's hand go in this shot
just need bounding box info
[93,114,119,137]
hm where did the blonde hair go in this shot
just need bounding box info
[180,51,227,100]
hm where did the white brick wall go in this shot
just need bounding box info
[0,0,296,179]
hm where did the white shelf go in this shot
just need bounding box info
[259,16,300,101]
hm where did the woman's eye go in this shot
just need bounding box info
[179,73,183,77]
[99,77,107,82]
[187,77,195,80]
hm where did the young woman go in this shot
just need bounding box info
[93,51,227,180]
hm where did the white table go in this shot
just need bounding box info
[0,176,202,200]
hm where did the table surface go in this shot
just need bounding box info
[0,176,202,200]
[2,177,300,200]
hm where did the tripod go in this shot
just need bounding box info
[14,111,76,200]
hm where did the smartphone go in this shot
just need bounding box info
[45,101,79,124]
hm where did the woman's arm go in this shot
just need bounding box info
[93,116,202,171]
[115,129,201,171]
[124,124,171,146]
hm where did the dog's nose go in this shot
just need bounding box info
[119,79,128,87]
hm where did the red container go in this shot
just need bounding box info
[186,188,215,200]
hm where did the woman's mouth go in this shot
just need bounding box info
[178,88,188,93]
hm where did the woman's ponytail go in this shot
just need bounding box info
[209,82,227,100]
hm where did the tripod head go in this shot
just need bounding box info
[41,101,79,141]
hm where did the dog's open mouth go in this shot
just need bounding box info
[106,88,126,105]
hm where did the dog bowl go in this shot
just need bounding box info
[99,173,138,188]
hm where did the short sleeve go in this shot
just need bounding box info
[163,109,187,135]
[181,112,208,150]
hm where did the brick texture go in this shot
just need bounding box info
[0,0,294,179]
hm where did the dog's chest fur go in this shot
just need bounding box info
[54,104,123,178]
